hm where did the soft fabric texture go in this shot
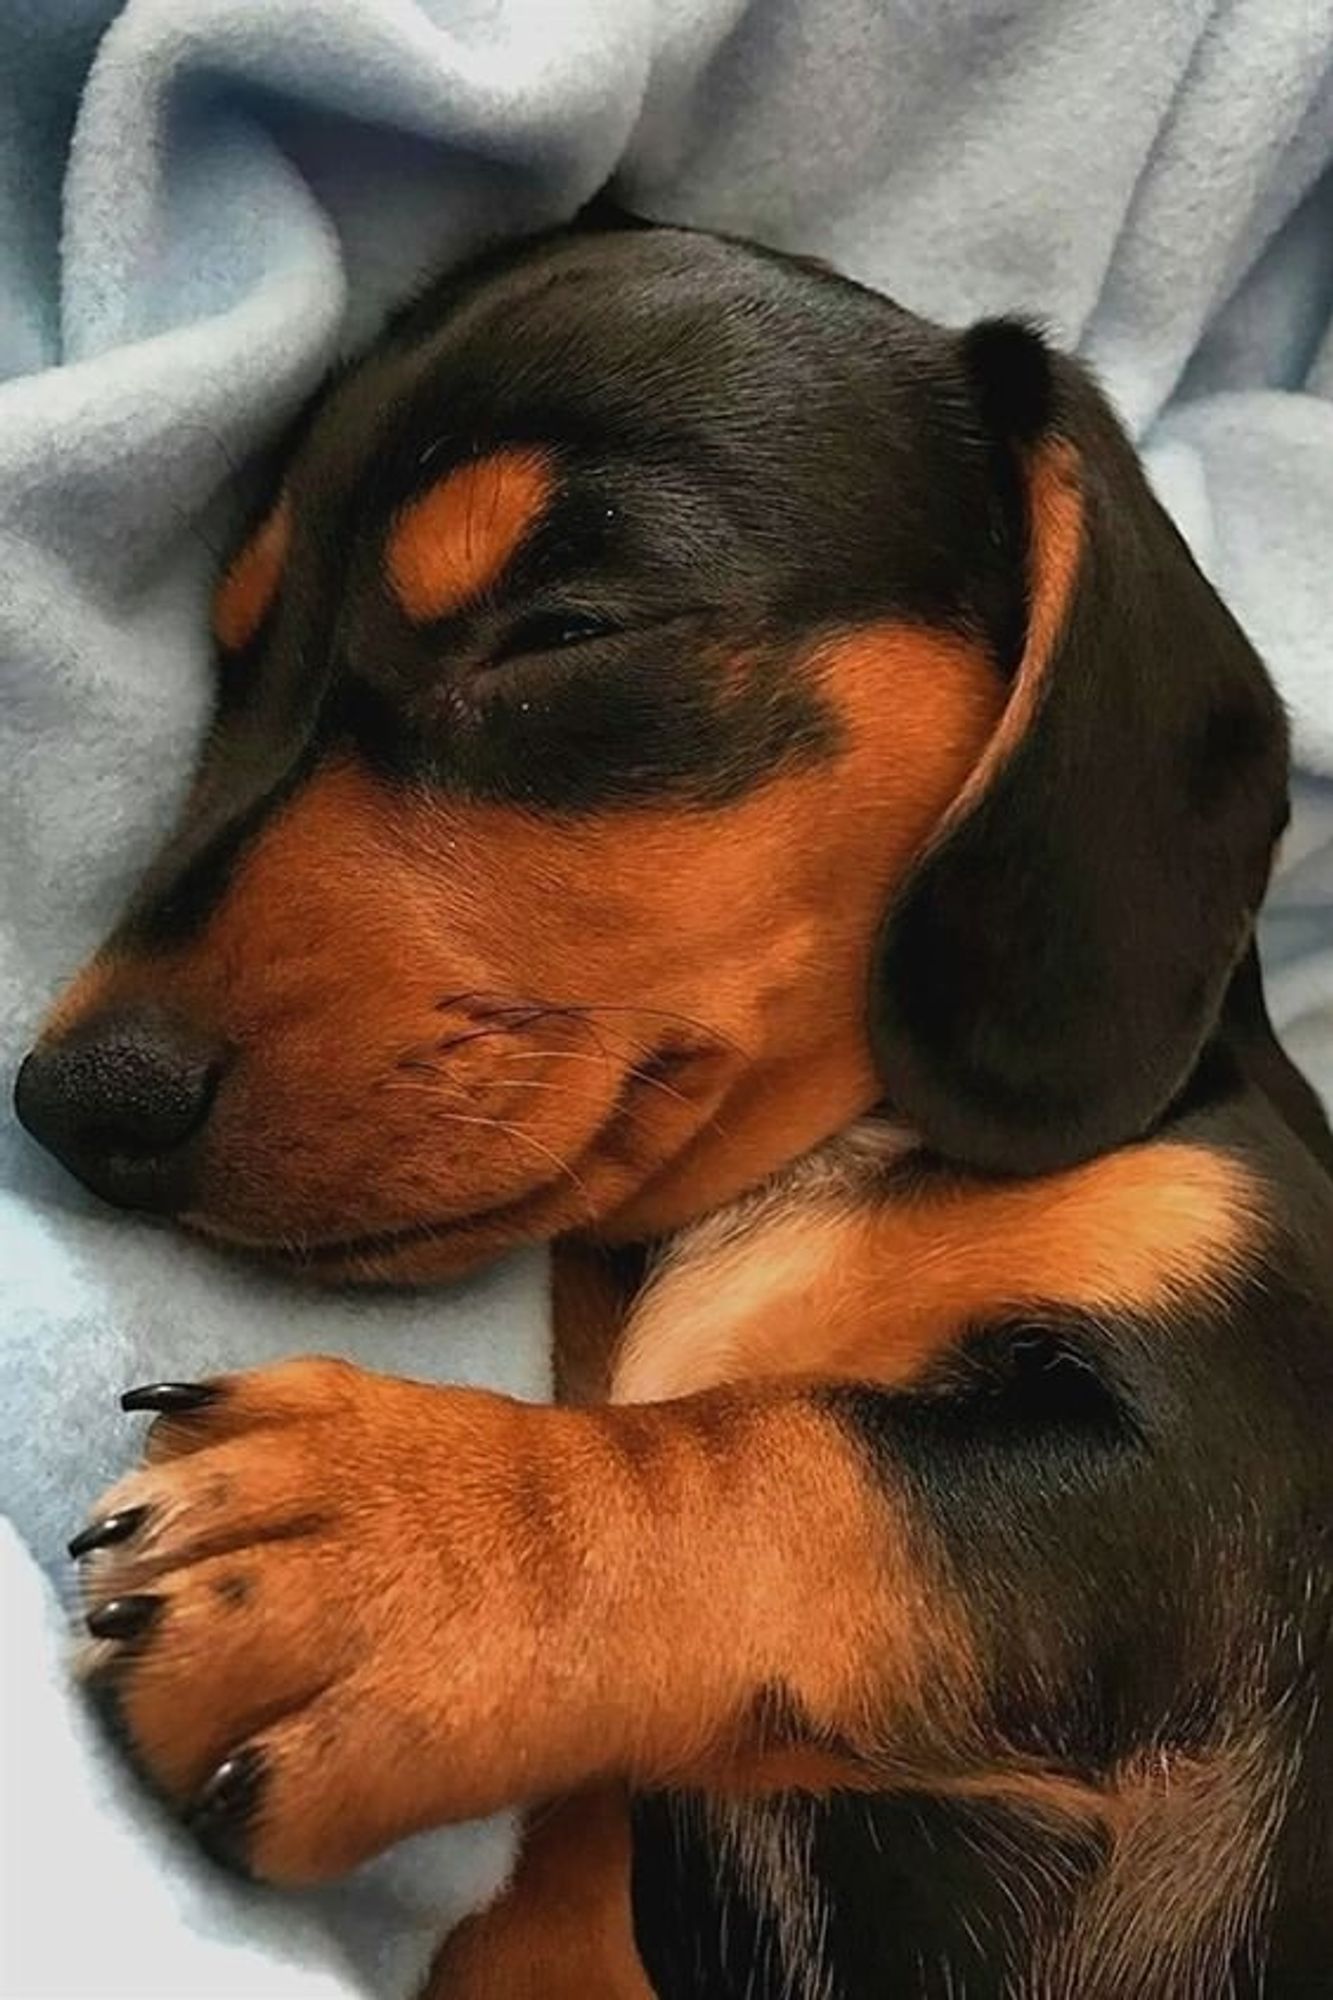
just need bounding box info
[1,1,1330,1992]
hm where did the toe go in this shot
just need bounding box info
[84,1544,353,1797]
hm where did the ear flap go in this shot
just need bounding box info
[871,322,1289,1175]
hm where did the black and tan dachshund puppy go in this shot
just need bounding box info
[16,215,1333,1998]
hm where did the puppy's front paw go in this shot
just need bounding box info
[71,1359,554,1883]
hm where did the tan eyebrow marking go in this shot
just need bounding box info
[385,448,555,623]
[212,497,292,654]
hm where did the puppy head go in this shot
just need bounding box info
[15,227,1285,1280]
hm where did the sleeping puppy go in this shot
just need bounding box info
[15,216,1333,1998]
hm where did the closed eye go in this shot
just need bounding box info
[495,610,626,661]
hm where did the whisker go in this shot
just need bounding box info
[397,1022,536,1068]
[409,1108,596,1221]
[404,1010,674,1088]
[512,1007,706,1083]
[432,991,539,1017]
[375,1072,685,1145]
[380,1072,707,1150]
[429,993,748,1062]
[433,1023,532,1058]
[486,1045,697,1112]
[554,1000,750,1059]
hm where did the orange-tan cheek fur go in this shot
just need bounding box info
[181,1000,658,1245]
[187,1038,735,1252]
[38,622,1001,1251]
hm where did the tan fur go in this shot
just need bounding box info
[931,439,1082,846]
[613,1131,1263,1403]
[212,498,291,653]
[425,1790,651,2000]
[385,448,554,621]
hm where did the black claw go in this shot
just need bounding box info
[87,1594,161,1640]
[187,1746,265,1876]
[68,1506,149,1560]
[120,1381,218,1415]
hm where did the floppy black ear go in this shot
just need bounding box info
[871,321,1289,1175]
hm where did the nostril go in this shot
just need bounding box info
[13,1008,224,1211]
[55,1038,214,1154]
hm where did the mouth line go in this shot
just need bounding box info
[183,1047,702,1269]
[187,1179,552,1267]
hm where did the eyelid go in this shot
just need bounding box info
[484,605,710,674]
[493,609,627,663]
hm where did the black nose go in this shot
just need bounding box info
[13,1008,223,1213]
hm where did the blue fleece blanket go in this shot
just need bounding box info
[2,2,1331,1993]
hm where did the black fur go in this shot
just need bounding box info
[874,325,1288,1174]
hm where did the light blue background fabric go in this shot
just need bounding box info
[2,2,1330,1992]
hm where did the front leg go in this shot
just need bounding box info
[71,1358,930,1884]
